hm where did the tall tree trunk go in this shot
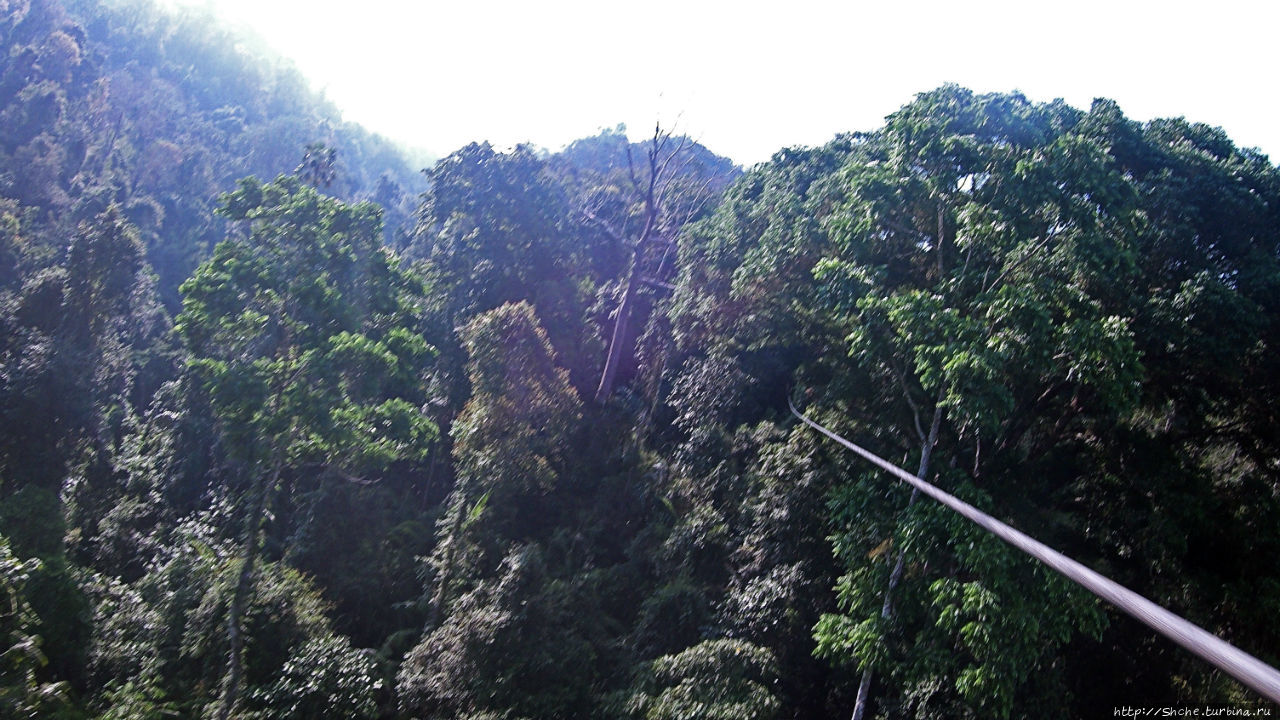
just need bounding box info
[594,253,646,403]
[216,468,273,720]
[852,396,944,720]
[425,490,468,631]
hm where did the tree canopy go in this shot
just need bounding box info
[0,2,1278,718]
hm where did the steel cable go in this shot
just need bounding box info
[789,397,1280,705]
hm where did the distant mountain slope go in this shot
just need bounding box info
[2,0,427,306]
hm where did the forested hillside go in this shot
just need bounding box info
[2,0,1278,718]
[1,0,424,307]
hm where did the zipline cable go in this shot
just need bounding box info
[788,397,1280,705]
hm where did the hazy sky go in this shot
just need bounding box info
[162,0,1278,166]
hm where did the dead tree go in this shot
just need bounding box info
[586,123,717,404]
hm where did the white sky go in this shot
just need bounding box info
[161,0,1279,167]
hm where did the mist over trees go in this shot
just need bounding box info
[1,0,1278,718]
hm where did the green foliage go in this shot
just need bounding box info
[665,86,1280,716]
[409,302,585,682]
[798,87,1169,714]
[176,175,437,472]
[1,0,424,312]
[633,577,708,658]
[411,142,604,400]
[61,206,147,344]
[399,545,605,720]
[85,518,382,719]
[621,639,780,720]
[0,533,67,716]
[0,207,157,498]
[416,144,572,314]
[282,478,435,650]
[167,176,439,717]
[253,634,381,720]
[451,301,581,505]
[0,8,1276,714]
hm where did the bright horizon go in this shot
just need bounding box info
[161,0,1279,167]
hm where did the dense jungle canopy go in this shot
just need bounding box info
[1,0,1278,717]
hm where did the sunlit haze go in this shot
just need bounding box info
[160,0,1278,166]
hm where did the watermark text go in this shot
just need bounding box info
[1113,707,1273,718]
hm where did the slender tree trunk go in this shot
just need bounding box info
[426,490,468,630]
[852,397,944,720]
[936,203,945,277]
[216,468,274,720]
[595,189,658,404]
[594,255,645,403]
